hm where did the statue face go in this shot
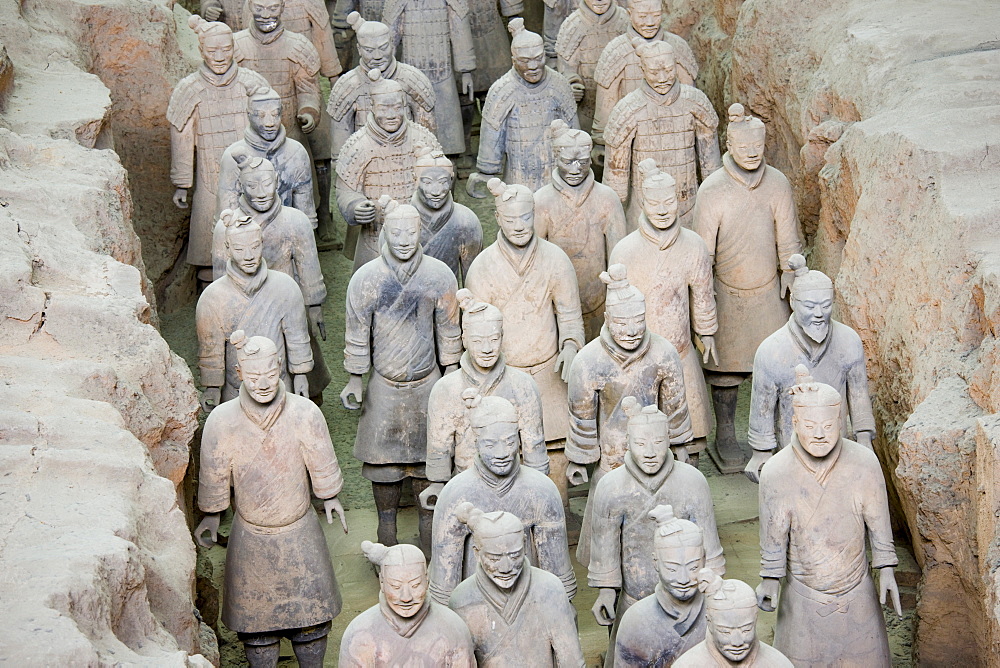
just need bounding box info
[474,531,525,590]
[792,402,841,458]
[641,182,678,229]
[555,144,591,187]
[417,167,453,211]
[248,100,283,142]
[512,49,545,84]
[655,544,705,602]
[640,52,676,94]
[237,353,281,404]
[476,421,520,476]
[240,170,278,213]
[372,94,406,133]
[380,563,428,618]
[627,421,670,474]
[200,33,235,75]
[226,227,264,275]
[709,607,758,663]
[727,130,766,171]
[605,302,646,350]
[495,202,535,247]
[384,214,420,262]
[791,289,834,343]
[583,0,613,16]
[628,0,661,39]
[358,32,394,72]
[250,0,283,32]
[463,319,503,370]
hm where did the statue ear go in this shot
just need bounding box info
[235,361,243,382]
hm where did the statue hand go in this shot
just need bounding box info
[202,2,223,20]
[592,588,617,626]
[292,374,309,397]
[779,269,795,299]
[460,72,474,103]
[298,111,318,133]
[856,430,874,449]
[590,145,605,168]
[308,305,326,340]
[555,342,578,383]
[340,375,364,409]
[879,567,902,618]
[200,386,221,413]
[466,172,492,199]
[566,462,589,486]
[418,482,445,510]
[699,334,718,366]
[756,577,779,612]
[570,80,585,103]
[744,450,772,484]
[324,497,349,533]
[354,200,378,225]
[173,187,189,209]
[194,513,221,547]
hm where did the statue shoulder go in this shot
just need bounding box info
[678,84,716,115]
[166,73,205,128]
[555,11,586,59]
[594,35,630,87]
[328,69,363,120]
[394,63,436,110]
[480,71,519,130]
[545,68,577,107]
[603,90,645,144]
[232,29,255,57]
[408,120,443,152]
[286,31,321,72]
[444,0,470,19]
[335,129,375,178]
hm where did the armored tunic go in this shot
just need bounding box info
[167,64,268,266]
[673,640,794,668]
[465,236,585,442]
[610,217,717,439]
[467,0,521,92]
[604,81,721,229]
[430,460,576,604]
[555,3,630,134]
[199,384,343,632]
[759,438,897,666]
[425,352,548,482]
[693,154,802,374]
[335,117,443,270]
[478,68,580,191]
[274,0,342,78]
[412,194,483,285]
[383,0,477,153]
[614,587,707,668]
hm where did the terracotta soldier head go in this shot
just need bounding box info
[725,104,766,172]
[649,504,705,603]
[457,503,527,590]
[638,158,678,230]
[247,88,283,142]
[549,119,592,187]
[363,541,429,618]
[634,39,676,95]
[698,569,761,663]
[368,69,407,134]
[348,12,395,73]
[488,178,535,247]
[457,289,504,372]
[231,330,282,404]
[234,153,278,213]
[601,263,646,350]
[627,0,662,39]
[508,19,546,85]
[465,391,521,477]
[790,365,843,458]
[382,199,421,261]
[583,0,614,17]
[787,254,834,344]
[622,396,672,474]
[414,147,455,212]
[189,15,235,75]
[248,0,284,33]
[222,209,264,275]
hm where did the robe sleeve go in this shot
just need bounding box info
[692,100,722,179]
[748,351,780,452]
[692,185,722,258]
[862,458,898,569]
[216,151,240,218]
[331,112,354,163]
[198,412,232,513]
[552,251,586,352]
[458,221,483,286]
[335,174,368,226]
[846,341,876,438]
[532,492,577,599]
[475,110,507,176]
[602,116,636,203]
[771,174,802,271]
[195,292,226,388]
[689,469,725,575]
[428,491,471,604]
[425,383,459,483]
[302,405,344,498]
[435,277,463,367]
[291,149,318,226]
[292,43,323,118]
[658,346,694,445]
[344,273,374,375]
[281,288,315,375]
[170,119,196,189]
[306,0,342,79]
[517,378,550,474]
[447,0,477,73]
[758,463,790,579]
[548,591,587,668]
[689,239,718,336]
[602,198,627,264]
[587,479,624,589]
[590,70,620,145]
[211,220,226,281]
[291,218,328,306]
[566,361,601,465]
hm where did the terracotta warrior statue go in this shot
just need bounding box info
[673,570,793,667]
[383,0,476,155]
[610,159,717,464]
[603,38,720,229]
[534,120,626,340]
[196,212,313,411]
[467,19,579,196]
[422,290,548,507]
[168,15,268,280]
[218,88,315,226]
[591,0,697,148]
[692,103,803,472]
[465,178,585,505]
[756,366,900,666]
[335,69,443,271]
[339,541,476,666]
[448,504,585,666]
[211,154,330,401]
[588,398,724,662]
[555,0,629,134]
[429,393,575,605]
[342,200,462,549]
[194,331,348,668]
[745,255,876,481]
[613,505,708,668]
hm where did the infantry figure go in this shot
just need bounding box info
[194,331,348,668]
[610,159,717,463]
[429,394,575,605]
[603,38,720,229]
[168,15,268,279]
[196,212,313,411]
[555,0,630,134]
[588,398,724,662]
[468,19,579,195]
[745,255,876,481]
[614,505,709,668]
[673,571,793,668]
[692,104,803,472]
[211,155,331,402]
[335,70,443,271]
[339,541,476,666]
[534,120,626,340]
[448,504,585,666]
[382,0,476,155]
[756,367,900,666]
[422,290,548,507]
[341,200,462,549]
[465,179,585,505]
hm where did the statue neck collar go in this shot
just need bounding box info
[199,62,239,87]
[599,323,651,368]
[623,448,674,491]
[249,21,284,45]
[722,151,766,190]
[239,195,282,228]
[226,257,269,296]
[639,212,681,250]
[378,592,431,638]
[244,124,287,153]
[474,454,520,497]
[238,379,286,430]
[474,563,531,624]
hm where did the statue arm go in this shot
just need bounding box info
[498,0,523,17]
[210,220,228,281]
[517,378,550,474]
[428,497,467,604]
[302,408,345,499]
[601,120,635,202]
[553,254,586,353]
[282,291,316,376]
[689,241,719,337]
[195,294,226,389]
[344,277,374,375]
[330,111,354,163]
[589,72,618,144]
[306,0,343,78]
[772,175,803,269]
[291,155,319,227]
[197,417,232,513]
[475,112,507,176]
[846,348,877,441]
[757,473,790,579]
[533,509,577,599]
[548,592,586,668]
[292,221,328,306]
[425,387,458,483]
[435,278,464,367]
[862,465,898,569]
[693,474,726,575]
[447,1,477,73]
[458,222,482,286]
[691,186,720,256]
[586,486,624,590]
[169,120,196,189]
[566,367,601,465]
[215,152,240,220]
[747,355,780,452]
[693,104,722,177]
[335,173,368,224]
[659,348,695,446]
[292,46,324,121]
[603,197,627,261]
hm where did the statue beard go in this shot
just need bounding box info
[802,318,830,344]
